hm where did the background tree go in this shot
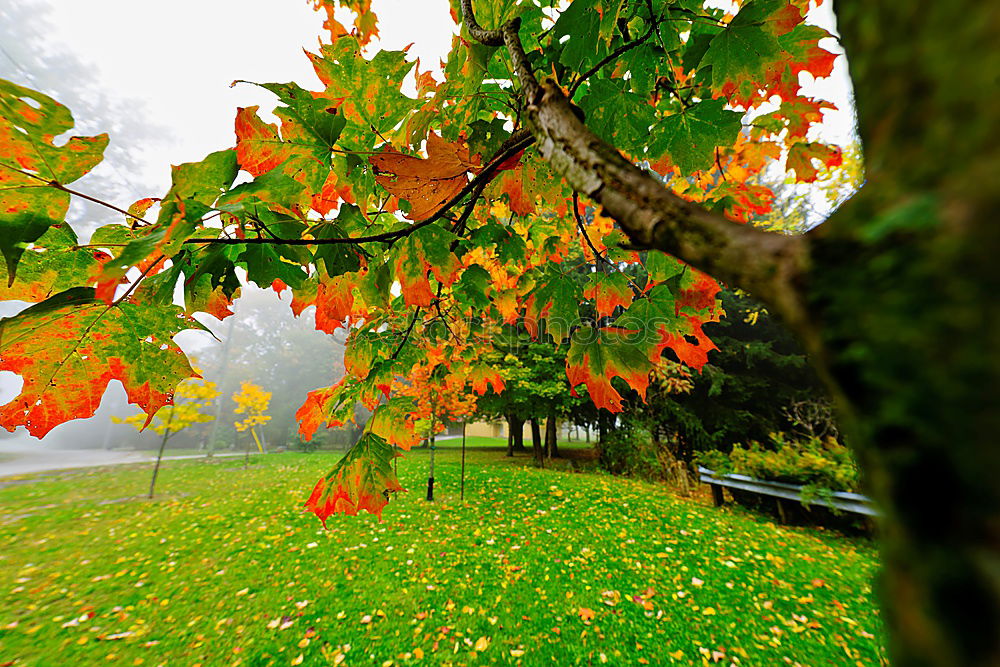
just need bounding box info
[114,374,219,498]
[621,288,823,462]
[196,285,349,450]
[475,339,582,461]
[232,381,272,465]
[395,360,480,500]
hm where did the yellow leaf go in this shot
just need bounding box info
[291,654,303,666]
[474,636,490,652]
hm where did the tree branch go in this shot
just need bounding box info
[391,307,422,360]
[460,0,811,332]
[184,130,535,247]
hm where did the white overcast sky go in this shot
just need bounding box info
[33,0,454,193]
[30,0,852,195]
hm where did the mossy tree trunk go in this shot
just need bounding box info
[461,1,999,661]
[807,5,1000,664]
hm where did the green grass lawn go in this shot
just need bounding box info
[0,446,885,666]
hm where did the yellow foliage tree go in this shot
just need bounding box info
[113,372,219,498]
[233,382,272,459]
[115,378,219,435]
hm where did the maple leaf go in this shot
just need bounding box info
[391,226,461,307]
[523,271,580,343]
[234,106,294,177]
[651,99,743,174]
[466,364,505,396]
[314,272,357,333]
[0,288,204,438]
[369,132,481,221]
[0,224,106,302]
[658,315,719,371]
[676,270,722,316]
[700,2,785,106]
[367,399,422,450]
[295,382,344,442]
[787,142,844,183]
[305,432,403,524]
[583,272,633,319]
[566,327,659,412]
[498,167,534,216]
[0,79,108,281]
[307,37,417,136]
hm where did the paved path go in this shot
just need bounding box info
[0,445,243,479]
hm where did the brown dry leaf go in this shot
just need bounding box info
[369,132,481,221]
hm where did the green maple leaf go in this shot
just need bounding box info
[309,37,417,141]
[525,271,580,343]
[579,79,657,152]
[552,0,604,71]
[0,224,103,302]
[0,79,108,281]
[651,99,743,173]
[259,81,348,155]
[700,0,784,102]
[238,243,308,289]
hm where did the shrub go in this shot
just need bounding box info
[598,426,697,493]
[698,433,860,493]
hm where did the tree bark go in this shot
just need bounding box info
[530,417,543,466]
[545,414,558,458]
[506,418,513,457]
[513,416,526,451]
[506,414,524,455]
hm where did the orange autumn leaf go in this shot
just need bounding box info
[304,433,403,524]
[566,327,658,412]
[369,132,480,221]
[498,167,534,216]
[234,106,292,177]
[0,288,202,438]
[466,364,505,396]
[584,272,633,319]
[658,315,718,371]
[314,273,357,333]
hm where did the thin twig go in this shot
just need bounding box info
[567,14,660,100]
[391,308,422,360]
[572,192,642,293]
[185,131,535,247]
[0,161,155,226]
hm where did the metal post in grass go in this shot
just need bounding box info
[460,422,467,501]
[426,413,436,501]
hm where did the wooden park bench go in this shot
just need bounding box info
[697,465,878,522]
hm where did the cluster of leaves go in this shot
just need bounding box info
[613,288,825,465]
[0,0,847,519]
[233,381,273,433]
[699,432,860,493]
